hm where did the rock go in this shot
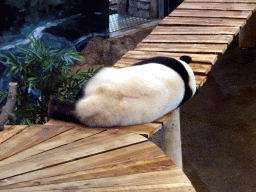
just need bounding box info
[72,27,153,71]
[44,14,109,51]
[40,33,76,51]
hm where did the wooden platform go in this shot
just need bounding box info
[0,115,195,191]
[114,0,256,88]
[1,0,256,191]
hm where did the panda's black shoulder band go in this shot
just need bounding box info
[133,56,193,107]
[180,56,192,64]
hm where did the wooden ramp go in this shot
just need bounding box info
[0,117,195,191]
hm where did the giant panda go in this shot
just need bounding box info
[48,56,197,127]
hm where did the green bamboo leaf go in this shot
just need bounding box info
[26,35,38,46]
[25,118,33,126]
[9,66,17,74]
[0,89,8,103]
[0,53,10,60]
[17,46,30,53]
[27,77,37,81]
[30,49,42,60]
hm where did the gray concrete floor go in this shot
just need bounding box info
[180,44,256,191]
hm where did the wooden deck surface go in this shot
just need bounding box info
[1,0,256,191]
[0,113,195,191]
[114,0,256,88]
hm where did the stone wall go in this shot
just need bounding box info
[117,0,158,19]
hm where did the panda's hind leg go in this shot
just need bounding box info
[48,96,80,124]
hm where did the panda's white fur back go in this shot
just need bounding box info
[75,61,194,127]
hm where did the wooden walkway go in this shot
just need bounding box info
[0,0,256,191]
[0,117,195,191]
[114,0,256,88]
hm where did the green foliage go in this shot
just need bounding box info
[0,36,100,125]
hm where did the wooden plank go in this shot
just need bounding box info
[184,0,256,3]
[189,63,212,75]
[47,119,161,139]
[120,123,162,138]
[172,9,252,19]
[195,75,208,87]
[121,51,218,64]
[135,43,227,54]
[161,17,246,27]
[151,26,240,35]
[154,111,175,124]
[115,61,212,75]
[142,34,234,44]
[0,129,147,180]
[4,169,195,192]
[0,125,29,144]
[0,126,105,167]
[177,2,256,11]
[0,124,74,161]
[0,141,169,188]
[1,157,174,190]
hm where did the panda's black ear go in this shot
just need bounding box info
[180,56,192,64]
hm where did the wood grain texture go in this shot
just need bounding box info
[119,123,162,138]
[172,9,252,19]
[154,111,175,124]
[142,34,234,44]
[178,2,256,11]
[0,126,105,167]
[3,169,193,191]
[151,26,240,35]
[184,0,256,3]
[135,43,228,54]
[0,125,29,144]
[46,119,161,138]
[0,125,195,191]
[0,141,171,189]
[195,75,208,87]
[121,51,218,64]
[0,129,147,180]
[161,17,246,27]
[191,63,212,74]
[0,124,74,161]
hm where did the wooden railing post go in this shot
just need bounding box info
[162,108,182,169]
[239,12,256,48]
